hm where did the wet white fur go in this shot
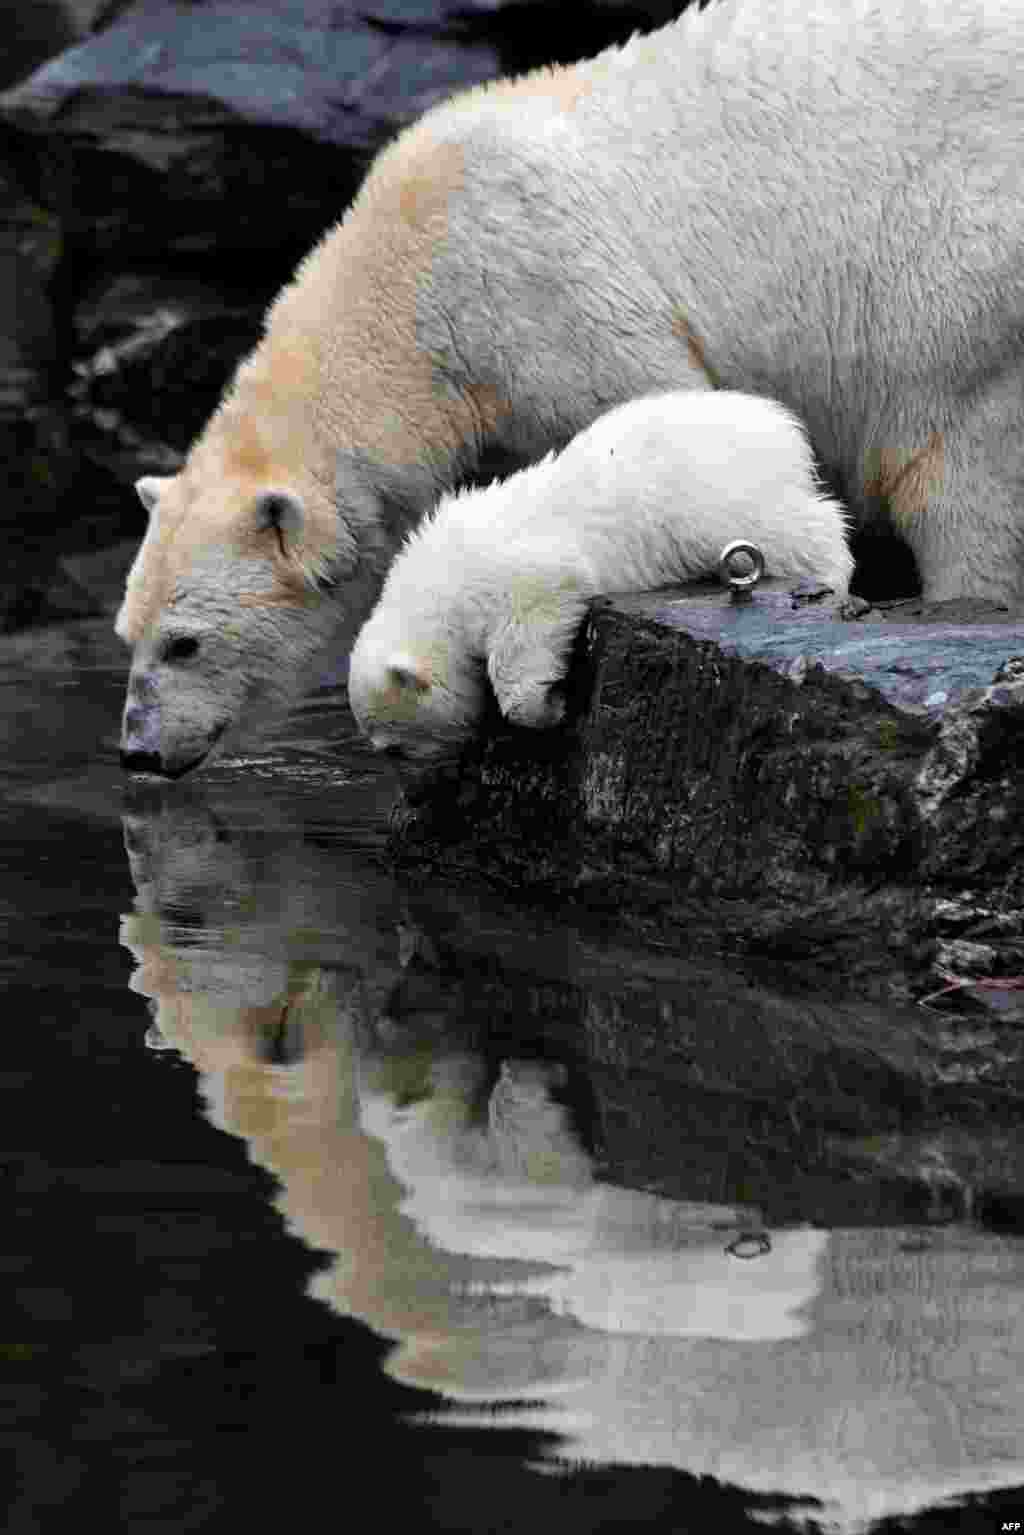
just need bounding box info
[349,391,852,755]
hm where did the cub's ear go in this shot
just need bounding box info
[387,653,431,693]
[135,476,170,519]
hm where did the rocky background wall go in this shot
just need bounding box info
[0,0,687,632]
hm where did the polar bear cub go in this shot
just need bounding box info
[348,391,852,760]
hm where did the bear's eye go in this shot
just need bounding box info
[162,635,200,663]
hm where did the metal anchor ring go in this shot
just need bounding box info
[718,540,765,599]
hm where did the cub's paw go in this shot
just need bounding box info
[487,601,587,731]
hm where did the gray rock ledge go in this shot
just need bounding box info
[390,584,1024,995]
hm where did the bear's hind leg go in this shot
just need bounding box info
[883,381,1024,604]
[908,445,1024,606]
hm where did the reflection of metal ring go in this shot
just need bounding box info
[718,540,766,593]
[725,1231,773,1260]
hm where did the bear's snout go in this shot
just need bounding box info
[120,745,168,776]
[119,690,225,779]
[120,692,166,775]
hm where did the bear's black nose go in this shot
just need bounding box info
[120,748,168,776]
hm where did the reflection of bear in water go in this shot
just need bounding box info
[119,798,813,1372]
[119,798,1024,1531]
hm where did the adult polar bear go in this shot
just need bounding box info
[117,0,1024,777]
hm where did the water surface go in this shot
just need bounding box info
[3,618,1023,1534]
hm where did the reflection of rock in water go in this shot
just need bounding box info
[489,1061,591,1186]
[118,796,1024,1534]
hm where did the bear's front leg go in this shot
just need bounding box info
[485,581,591,729]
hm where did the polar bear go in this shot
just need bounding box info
[116,0,1024,777]
[348,391,852,757]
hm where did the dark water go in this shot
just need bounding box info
[2,618,1023,1534]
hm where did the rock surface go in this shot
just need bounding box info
[391,586,1024,996]
[0,0,501,151]
[0,155,87,628]
[0,0,124,92]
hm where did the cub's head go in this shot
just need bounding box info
[115,461,371,779]
[348,607,485,766]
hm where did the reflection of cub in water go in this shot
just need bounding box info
[121,798,1024,1534]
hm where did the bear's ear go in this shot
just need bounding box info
[253,489,305,550]
[387,653,431,693]
[254,488,356,591]
[135,476,169,520]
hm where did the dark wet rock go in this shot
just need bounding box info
[70,270,266,485]
[0,1,123,91]
[0,157,80,628]
[0,557,106,633]
[0,1,681,259]
[1,1,502,149]
[0,182,152,627]
[59,540,140,612]
[1,2,77,91]
[0,162,61,414]
[51,272,267,578]
[0,0,502,264]
[390,586,1024,995]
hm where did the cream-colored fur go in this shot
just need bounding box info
[349,391,852,756]
[116,0,1024,776]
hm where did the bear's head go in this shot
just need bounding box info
[348,609,485,766]
[115,470,346,776]
[114,431,397,777]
